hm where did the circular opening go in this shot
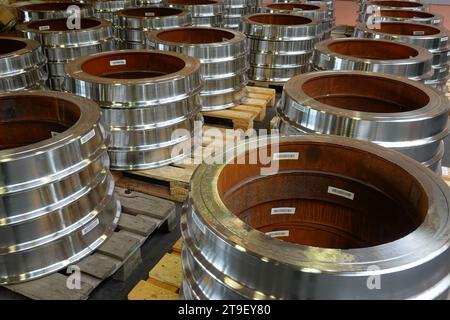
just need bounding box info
[0,38,27,55]
[21,2,86,11]
[157,28,235,44]
[301,74,429,113]
[377,22,440,35]
[0,95,80,150]
[267,3,320,11]
[217,141,427,249]
[28,18,101,31]
[369,1,424,8]
[120,7,183,17]
[327,39,419,60]
[380,10,434,19]
[166,0,217,4]
[249,14,312,25]
[81,52,186,79]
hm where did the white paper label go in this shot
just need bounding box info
[413,30,425,36]
[39,25,50,31]
[442,166,449,176]
[51,131,59,137]
[271,207,296,215]
[80,129,95,144]
[109,59,126,66]
[192,212,206,234]
[273,152,299,161]
[439,67,447,73]
[434,19,441,24]
[82,218,99,236]
[328,186,354,200]
[441,36,448,42]
[145,12,155,16]
[266,230,289,238]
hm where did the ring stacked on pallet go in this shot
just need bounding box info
[147,27,248,111]
[64,50,203,170]
[277,71,450,173]
[222,0,253,30]
[0,37,47,92]
[241,13,322,85]
[358,9,443,26]
[164,0,224,27]
[354,22,450,92]
[16,1,94,22]
[17,18,115,90]
[116,7,192,49]
[0,90,121,284]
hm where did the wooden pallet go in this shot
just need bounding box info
[248,80,284,92]
[128,239,183,300]
[3,187,177,300]
[441,166,450,187]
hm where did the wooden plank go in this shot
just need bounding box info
[172,238,183,254]
[76,253,121,280]
[97,232,140,261]
[113,249,143,281]
[117,213,158,237]
[233,104,266,122]
[128,280,178,300]
[130,165,193,184]
[149,253,183,289]
[246,86,276,107]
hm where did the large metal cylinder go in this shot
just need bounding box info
[17,17,115,90]
[358,9,443,26]
[359,0,427,15]
[354,22,450,92]
[241,13,322,84]
[181,135,450,299]
[64,49,202,170]
[277,71,449,173]
[0,90,121,284]
[273,0,335,20]
[93,0,134,22]
[165,0,224,27]
[222,0,255,30]
[147,27,248,111]
[0,36,47,92]
[116,7,192,49]
[17,1,94,22]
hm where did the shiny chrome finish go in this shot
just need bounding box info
[17,17,115,90]
[0,90,120,284]
[147,27,248,111]
[64,50,202,170]
[223,0,255,30]
[17,1,94,22]
[241,13,321,84]
[116,7,192,49]
[0,36,47,92]
[182,135,450,299]
[278,71,450,172]
[360,0,427,14]
[358,10,443,26]
[93,0,134,22]
[273,0,335,19]
[165,0,224,27]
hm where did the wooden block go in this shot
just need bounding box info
[76,253,120,280]
[118,230,146,244]
[149,253,182,289]
[202,109,256,123]
[246,86,276,107]
[172,238,183,254]
[113,249,143,282]
[97,232,140,261]
[128,280,178,300]
[233,104,265,122]
[131,165,193,184]
[117,212,158,237]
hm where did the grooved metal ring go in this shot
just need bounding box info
[165,0,224,27]
[17,1,94,22]
[358,9,443,26]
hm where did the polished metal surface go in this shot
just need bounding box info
[93,0,134,22]
[0,36,47,92]
[17,1,94,22]
[223,0,255,30]
[241,13,321,84]
[273,0,335,19]
[278,70,450,172]
[360,0,427,15]
[165,0,224,27]
[64,49,202,170]
[147,27,248,111]
[0,90,120,284]
[181,134,450,299]
[116,7,192,49]
[358,9,443,26]
[17,17,115,90]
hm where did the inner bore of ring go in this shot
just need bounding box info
[379,10,434,19]
[249,14,312,25]
[0,39,27,55]
[120,7,184,17]
[157,28,235,43]
[81,52,186,79]
[267,3,320,11]
[21,2,85,11]
[377,22,440,35]
[0,95,80,150]
[217,142,427,249]
[327,40,419,60]
[28,18,101,31]
[368,1,424,8]
[302,74,429,112]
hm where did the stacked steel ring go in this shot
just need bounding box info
[273,0,335,20]
[165,0,224,27]
[360,0,427,14]
[260,2,331,39]
[181,135,450,299]
[310,38,434,82]
[116,7,192,49]
[0,36,47,92]
[241,13,322,84]
[17,1,94,22]
[17,17,115,90]
[93,0,134,22]
[358,10,443,26]
[147,27,248,111]
[223,0,253,30]
[0,90,120,284]
[354,22,450,91]
[64,50,202,170]
[277,71,449,173]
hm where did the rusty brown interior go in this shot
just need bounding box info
[217,141,428,249]
[302,74,429,112]
[22,2,85,11]
[377,22,440,35]
[120,7,183,17]
[167,0,217,4]
[81,52,186,79]
[0,95,80,150]
[380,10,434,19]
[327,39,418,60]
[369,1,424,8]
[28,18,100,31]
[249,14,312,25]
[267,3,320,11]
[0,38,27,55]
[157,28,235,43]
